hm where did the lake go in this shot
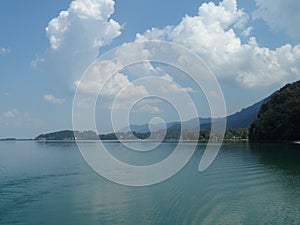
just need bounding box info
[0,141,299,225]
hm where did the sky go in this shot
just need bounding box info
[1,0,300,138]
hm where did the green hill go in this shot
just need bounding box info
[35,130,99,141]
[249,80,300,142]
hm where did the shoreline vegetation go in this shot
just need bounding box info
[1,128,249,143]
[1,126,299,144]
[249,80,300,142]
[32,128,249,143]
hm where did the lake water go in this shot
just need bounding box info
[0,141,299,225]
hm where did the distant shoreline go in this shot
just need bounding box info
[0,138,33,141]
[0,138,247,143]
[2,138,300,145]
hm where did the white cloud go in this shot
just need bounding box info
[74,55,195,112]
[0,47,10,55]
[196,0,248,29]
[159,74,194,94]
[39,0,300,126]
[254,0,300,38]
[74,59,148,98]
[43,94,65,104]
[242,26,253,36]
[136,0,300,88]
[34,0,122,87]
[39,0,200,114]
[74,58,149,112]
[0,110,44,128]
[131,98,164,114]
[45,0,120,51]
[134,104,163,114]
[4,109,18,118]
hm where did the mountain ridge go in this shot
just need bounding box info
[121,96,269,133]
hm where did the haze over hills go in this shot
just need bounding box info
[3,95,270,142]
[120,118,212,133]
[32,97,267,142]
[121,97,269,133]
[31,79,300,142]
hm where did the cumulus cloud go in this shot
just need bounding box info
[74,41,195,112]
[36,0,300,126]
[45,0,120,51]
[43,94,65,104]
[73,58,149,113]
[74,59,148,100]
[38,0,199,115]
[34,0,122,86]
[254,0,300,38]
[136,0,300,88]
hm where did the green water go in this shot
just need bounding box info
[0,141,299,225]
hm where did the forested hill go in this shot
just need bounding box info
[35,130,99,141]
[249,80,300,142]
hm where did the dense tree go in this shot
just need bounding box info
[35,130,99,140]
[249,80,300,141]
[35,128,250,141]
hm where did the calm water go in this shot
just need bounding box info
[0,141,299,225]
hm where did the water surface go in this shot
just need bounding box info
[0,141,299,225]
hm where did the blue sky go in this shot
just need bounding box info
[1,0,300,138]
